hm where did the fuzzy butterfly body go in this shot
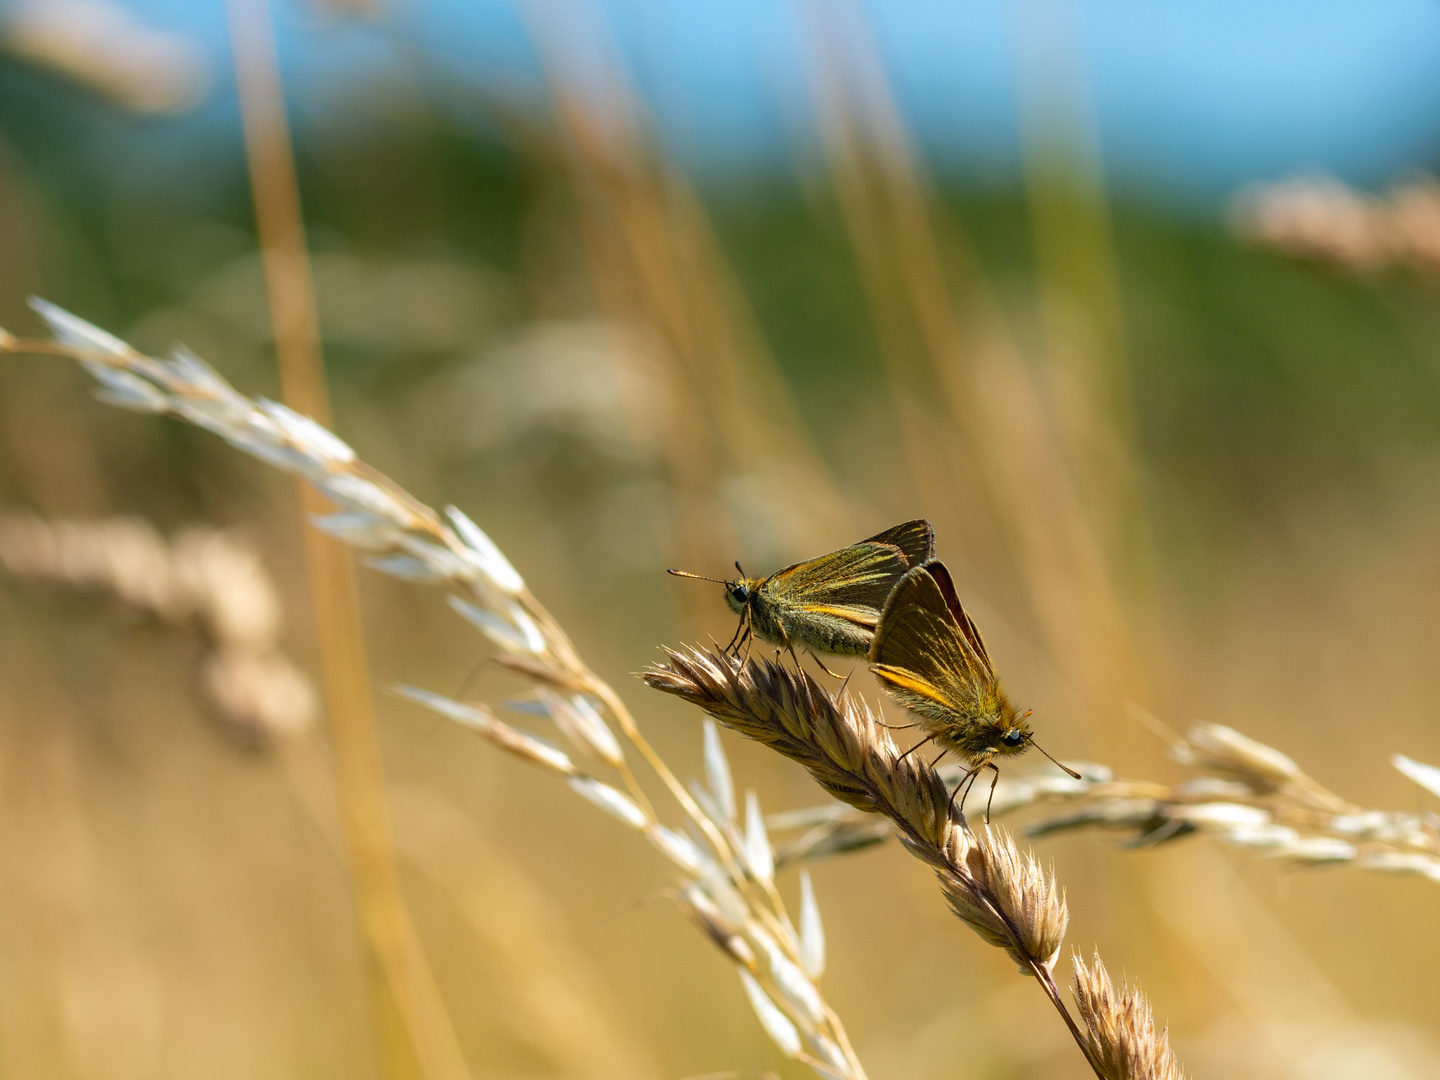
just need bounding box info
[673,519,935,660]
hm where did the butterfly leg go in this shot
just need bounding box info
[951,765,984,820]
[722,614,747,656]
[876,719,922,731]
[774,625,807,677]
[806,649,844,678]
[981,761,1003,824]
[896,731,940,763]
[945,762,975,821]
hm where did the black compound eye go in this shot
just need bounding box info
[730,584,749,602]
[1002,729,1026,748]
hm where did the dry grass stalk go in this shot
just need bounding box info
[519,0,852,574]
[225,0,471,1072]
[799,2,1147,749]
[0,303,868,1080]
[0,513,315,742]
[773,720,1440,884]
[388,788,667,1080]
[1072,953,1185,1080]
[645,646,1186,1080]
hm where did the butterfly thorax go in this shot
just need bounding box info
[891,683,1033,765]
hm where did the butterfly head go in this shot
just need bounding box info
[724,580,763,616]
[991,706,1034,758]
[668,564,757,614]
[719,561,761,616]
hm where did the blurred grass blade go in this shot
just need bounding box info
[704,718,737,822]
[798,871,825,978]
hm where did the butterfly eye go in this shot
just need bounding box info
[730,584,749,603]
[1002,729,1026,748]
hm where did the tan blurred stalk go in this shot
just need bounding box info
[390,788,666,1080]
[266,741,666,1080]
[514,0,852,597]
[1013,0,1152,608]
[225,2,472,1078]
[799,1,1148,761]
[0,629,164,1079]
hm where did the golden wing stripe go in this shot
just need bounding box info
[804,603,880,628]
[870,665,956,707]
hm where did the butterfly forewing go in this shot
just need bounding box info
[869,564,994,715]
[765,541,910,614]
[868,558,1059,804]
[922,560,993,674]
[863,518,934,568]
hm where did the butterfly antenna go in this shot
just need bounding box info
[668,568,731,585]
[735,561,746,577]
[1030,737,1081,780]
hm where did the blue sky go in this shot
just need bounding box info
[128,0,1440,202]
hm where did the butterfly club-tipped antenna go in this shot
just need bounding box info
[1011,707,1081,782]
[666,568,732,586]
[668,567,751,656]
[1029,734,1082,780]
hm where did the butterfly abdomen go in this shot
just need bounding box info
[746,586,875,656]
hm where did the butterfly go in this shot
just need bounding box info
[868,559,1077,820]
[669,519,934,671]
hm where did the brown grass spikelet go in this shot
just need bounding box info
[645,647,1070,977]
[944,829,1071,973]
[1071,953,1186,1080]
[645,647,1140,1075]
[644,646,950,838]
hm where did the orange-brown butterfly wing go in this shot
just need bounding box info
[763,541,911,625]
[863,518,934,567]
[868,563,992,718]
[920,560,994,675]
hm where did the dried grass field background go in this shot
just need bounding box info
[2,4,1440,1079]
